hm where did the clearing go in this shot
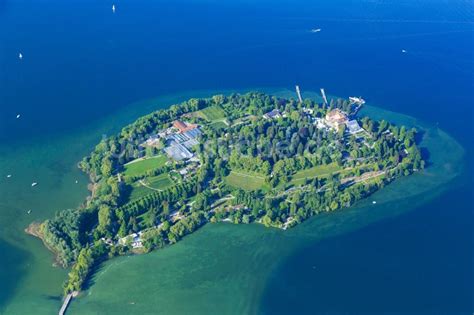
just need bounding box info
[290,163,342,185]
[199,105,226,121]
[124,155,168,177]
[225,170,266,191]
[209,120,228,131]
[128,173,173,201]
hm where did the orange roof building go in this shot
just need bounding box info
[173,120,197,133]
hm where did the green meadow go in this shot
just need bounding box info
[200,105,226,121]
[225,170,266,191]
[124,155,168,177]
[290,163,342,185]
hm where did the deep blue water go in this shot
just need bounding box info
[261,174,474,314]
[1,0,472,145]
[0,0,473,313]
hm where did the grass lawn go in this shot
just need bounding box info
[200,105,226,121]
[128,185,153,201]
[291,163,342,185]
[128,173,173,201]
[144,173,173,190]
[225,170,266,191]
[124,155,168,177]
[209,120,228,131]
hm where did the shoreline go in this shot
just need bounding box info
[24,222,63,268]
[24,222,43,239]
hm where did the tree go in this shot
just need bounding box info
[98,205,114,236]
[101,157,113,177]
[338,124,346,138]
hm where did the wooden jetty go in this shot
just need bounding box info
[320,88,328,105]
[295,85,303,103]
[59,291,78,315]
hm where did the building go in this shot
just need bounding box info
[173,120,198,133]
[162,121,202,161]
[173,120,187,132]
[164,142,194,161]
[349,96,365,106]
[183,128,201,139]
[263,109,282,119]
[142,134,161,147]
[164,126,201,161]
[119,232,143,249]
[314,117,327,130]
[346,120,364,134]
[325,109,348,130]
[302,107,314,115]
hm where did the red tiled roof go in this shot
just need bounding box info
[173,120,197,133]
[173,120,187,131]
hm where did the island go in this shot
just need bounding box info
[29,92,425,296]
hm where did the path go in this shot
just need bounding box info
[138,179,163,192]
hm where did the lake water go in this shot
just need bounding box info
[0,0,472,314]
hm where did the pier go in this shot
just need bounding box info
[320,88,328,105]
[59,292,77,315]
[349,96,366,115]
[295,85,303,103]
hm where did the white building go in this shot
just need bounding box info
[346,120,364,134]
[263,109,282,119]
[119,232,143,249]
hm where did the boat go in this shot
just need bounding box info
[6,175,12,178]
[112,4,116,13]
[18,52,23,60]
[16,114,21,119]
[402,49,407,53]
[75,180,78,184]
[372,201,377,204]
[27,210,31,214]
[311,28,321,33]
[31,182,38,187]
[349,96,366,105]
